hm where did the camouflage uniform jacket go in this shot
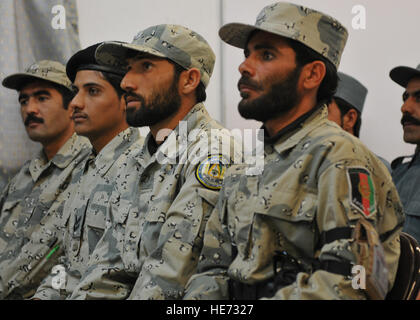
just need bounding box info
[67,103,241,300]
[184,105,404,300]
[32,127,144,299]
[391,148,420,243]
[0,134,91,299]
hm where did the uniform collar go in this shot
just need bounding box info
[266,104,327,155]
[92,127,141,177]
[136,103,210,168]
[29,133,90,182]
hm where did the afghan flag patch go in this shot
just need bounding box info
[347,167,376,217]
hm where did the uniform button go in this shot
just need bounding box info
[265,145,274,154]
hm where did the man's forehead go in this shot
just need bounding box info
[126,52,164,64]
[19,80,57,94]
[246,30,291,50]
[406,77,420,91]
[74,69,106,84]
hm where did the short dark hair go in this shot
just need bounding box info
[172,61,207,103]
[334,97,362,137]
[97,71,125,99]
[51,83,75,110]
[286,38,338,105]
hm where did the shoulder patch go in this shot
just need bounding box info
[346,167,376,217]
[195,154,229,190]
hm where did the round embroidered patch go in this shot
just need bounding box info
[195,154,229,190]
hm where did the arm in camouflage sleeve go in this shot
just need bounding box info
[269,159,403,300]
[183,192,232,300]
[128,160,221,300]
[30,268,66,300]
[67,200,136,300]
[0,181,10,214]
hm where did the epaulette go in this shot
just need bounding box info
[391,155,412,170]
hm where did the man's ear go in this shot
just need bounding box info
[179,68,201,95]
[300,60,326,90]
[342,108,358,133]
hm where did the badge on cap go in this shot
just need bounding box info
[195,154,229,190]
[347,167,376,217]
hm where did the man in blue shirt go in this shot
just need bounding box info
[390,64,420,243]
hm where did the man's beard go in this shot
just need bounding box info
[125,79,181,127]
[237,66,301,122]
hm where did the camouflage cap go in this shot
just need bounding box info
[334,72,368,114]
[219,2,348,69]
[95,24,215,88]
[389,64,420,88]
[2,60,72,91]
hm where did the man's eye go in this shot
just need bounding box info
[19,99,28,106]
[88,88,99,95]
[414,92,420,103]
[38,96,48,102]
[402,92,409,102]
[142,62,152,71]
[262,51,274,61]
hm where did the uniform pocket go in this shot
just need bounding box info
[196,188,219,207]
[85,211,106,255]
[252,190,317,257]
[1,200,20,245]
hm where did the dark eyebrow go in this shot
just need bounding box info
[72,82,105,91]
[253,43,278,52]
[83,82,104,89]
[403,89,420,97]
[18,90,51,101]
[244,42,279,57]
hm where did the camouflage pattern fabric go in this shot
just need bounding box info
[32,127,144,299]
[63,103,241,300]
[184,106,404,300]
[2,60,72,92]
[218,2,348,69]
[95,24,215,88]
[0,134,91,299]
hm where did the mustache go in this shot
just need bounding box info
[124,92,143,104]
[401,114,420,126]
[237,76,263,91]
[71,110,88,119]
[24,114,44,126]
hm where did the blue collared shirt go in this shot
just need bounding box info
[392,147,420,243]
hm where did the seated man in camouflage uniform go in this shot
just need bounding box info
[54,24,240,300]
[31,43,144,300]
[184,2,404,300]
[0,61,91,299]
[390,63,420,244]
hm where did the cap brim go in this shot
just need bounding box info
[219,22,298,49]
[2,73,60,91]
[390,66,420,87]
[219,23,262,49]
[95,41,166,67]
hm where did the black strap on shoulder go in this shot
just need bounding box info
[319,260,353,277]
[319,227,354,246]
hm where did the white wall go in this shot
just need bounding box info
[77,0,420,162]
